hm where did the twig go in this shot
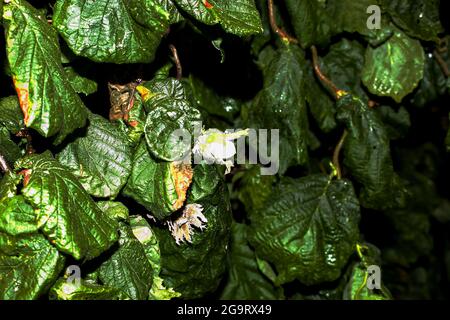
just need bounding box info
[169,44,182,80]
[433,49,450,78]
[332,130,348,179]
[0,153,11,173]
[268,0,298,44]
[311,46,346,100]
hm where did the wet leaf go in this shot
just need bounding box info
[123,141,193,220]
[174,0,263,37]
[249,174,360,285]
[0,232,65,299]
[285,0,332,48]
[3,0,88,144]
[49,278,128,300]
[98,223,153,300]
[362,27,425,102]
[53,0,181,63]
[220,223,284,299]
[242,44,310,174]
[57,112,133,198]
[16,152,119,260]
[336,94,408,209]
[381,0,443,42]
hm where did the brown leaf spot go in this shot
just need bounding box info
[203,0,214,9]
[13,78,30,125]
[19,169,32,187]
[170,162,193,210]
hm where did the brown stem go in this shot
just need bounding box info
[433,49,450,78]
[0,153,11,173]
[311,46,346,100]
[333,130,348,179]
[268,0,298,44]
[169,44,182,80]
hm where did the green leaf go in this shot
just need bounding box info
[344,263,391,300]
[16,152,119,260]
[49,278,128,300]
[3,0,88,144]
[0,96,23,134]
[174,0,263,37]
[184,75,239,121]
[322,39,367,100]
[326,0,392,46]
[57,112,133,198]
[0,195,38,236]
[381,0,443,42]
[306,39,366,133]
[98,223,154,300]
[343,244,392,300]
[285,0,332,48]
[249,174,360,285]
[328,0,379,36]
[220,223,284,300]
[129,215,181,300]
[123,141,193,220]
[138,77,186,111]
[234,165,275,215]
[187,163,222,203]
[156,180,231,298]
[0,232,65,299]
[412,49,449,108]
[0,172,21,201]
[143,80,202,162]
[53,0,180,63]
[336,94,408,209]
[64,67,98,96]
[97,201,129,222]
[0,127,22,166]
[362,28,425,103]
[305,66,337,133]
[242,44,310,174]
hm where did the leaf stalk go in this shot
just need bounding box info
[267,0,298,44]
[169,44,182,80]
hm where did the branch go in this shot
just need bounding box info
[311,46,346,100]
[169,44,182,80]
[268,0,298,44]
[332,130,348,179]
[433,49,450,78]
[0,153,11,173]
